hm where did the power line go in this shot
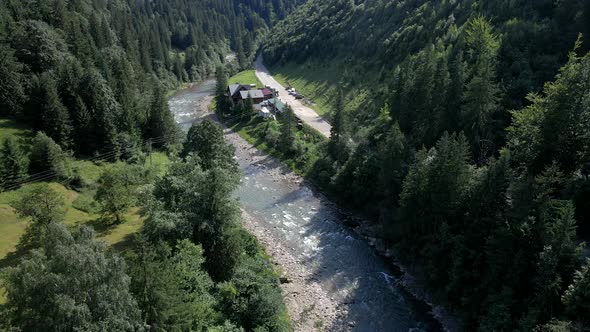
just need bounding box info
[1,133,185,191]
[2,110,264,191]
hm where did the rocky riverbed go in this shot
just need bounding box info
[169,81,448,332]
[223,127,347,331]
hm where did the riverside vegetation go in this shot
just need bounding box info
[0,0,300,330]
[0,119,292,331]
[2,0,590,330]
[255,0,590,330]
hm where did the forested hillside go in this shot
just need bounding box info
[262,0,590,330]
[0,0,305,330]
[0,0,301,159]
[0,120,292,331]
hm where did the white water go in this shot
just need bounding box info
[168,81,444,332]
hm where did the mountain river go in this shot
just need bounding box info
[168,80,446,332]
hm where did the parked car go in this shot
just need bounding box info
[295,93,304,99]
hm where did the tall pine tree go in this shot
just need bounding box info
[39,73,73,148]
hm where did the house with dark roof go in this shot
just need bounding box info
[227,83,251,103]
[239,90,264,104]
[263,98,286,113]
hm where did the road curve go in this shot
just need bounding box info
[254,55,332,138]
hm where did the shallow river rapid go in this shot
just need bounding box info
[168,80,443,332]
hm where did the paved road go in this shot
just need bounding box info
[168,82,447,331]
[255,55,332,138]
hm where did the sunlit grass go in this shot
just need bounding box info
[0,150,172,304]
[229,70,263,88]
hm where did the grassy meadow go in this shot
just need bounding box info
[0,117,171,303]
[228,70,263,88]
[268,61,372,120]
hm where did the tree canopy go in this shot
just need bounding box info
[262,0,590,329]
[3,223,141,331]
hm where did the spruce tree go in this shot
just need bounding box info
[146,83,178,148]
[563,258,590,323]
[0,137,29,190]
[29,132,72,181]
[215,65,228,98]
[279,105,295,154]
[329,90,347,162]
[39,73,73,148]
[0,45,26,116]
[80,69,121,155]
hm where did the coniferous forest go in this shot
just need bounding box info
[0,0,301,157]
[1,0,590,331]
[0,0,301,331]
[261,0,590,330]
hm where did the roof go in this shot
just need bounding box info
[228,84,244,97]
[261,88,273,96]
[240,89,264,99]
[228,83,254,97]
[268,98,286,111]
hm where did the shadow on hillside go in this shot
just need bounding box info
[83,217,116,236]
[0,245,30,270]
[110,233,137,253]
[0,119,30,137]
[267,62,338,114]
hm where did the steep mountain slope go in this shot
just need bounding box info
[259,1,590,330]
[0,0,303,157]
[263,0,589,120]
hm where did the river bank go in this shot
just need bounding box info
[168,81,450,332]
[224,121,456,332]
[222,123,347,331]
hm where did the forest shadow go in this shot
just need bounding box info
[0,245,30,270]
[267,63,339,110]
[83,217,117,236]
[109,233,137,253]
[0,119,31,138]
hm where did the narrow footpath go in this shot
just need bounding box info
[254,55,332,138]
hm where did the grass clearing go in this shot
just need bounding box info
[268,61,373,120]
[0,117,33,147]
[0,151,171,304]
[268,62,342,117]
[0,182,145,303]
[0,151,171,260]
[229,70,263,88]
[146,151,173,176]
[0,183,144,258]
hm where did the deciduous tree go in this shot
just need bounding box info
[3,223,141,330]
